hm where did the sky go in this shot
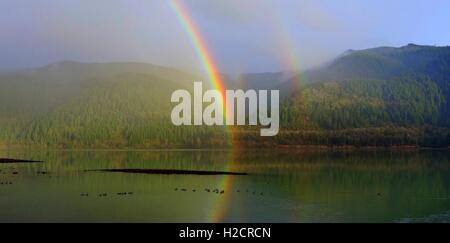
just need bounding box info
[1,0,450,73]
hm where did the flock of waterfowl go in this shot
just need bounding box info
[0,169,19,185]
[174,187,265,196]
[0,170,19,175]
[0,168,52,186]
[1,157,268,200]
[79,192,135,198]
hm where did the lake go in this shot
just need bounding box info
[0,149,449,222]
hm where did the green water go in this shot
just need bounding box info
[0,149,449,223]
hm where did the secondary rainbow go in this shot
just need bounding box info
[270,10,305,90]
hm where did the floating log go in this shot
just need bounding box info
[0,158,43,164]
[86,168,248,176]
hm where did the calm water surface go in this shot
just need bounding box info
[0,150,449,222]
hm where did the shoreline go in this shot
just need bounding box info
[0,144,448,152]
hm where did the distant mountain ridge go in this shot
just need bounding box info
[303,43,450,82]
[281,44,450,133]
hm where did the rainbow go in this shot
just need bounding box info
[169,0,236,223]
[169,0,225,95]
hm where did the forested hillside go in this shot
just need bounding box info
[0,62,229,148]
[272,44,450,147]
[1,44,450,148]
[298,44,450,125]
